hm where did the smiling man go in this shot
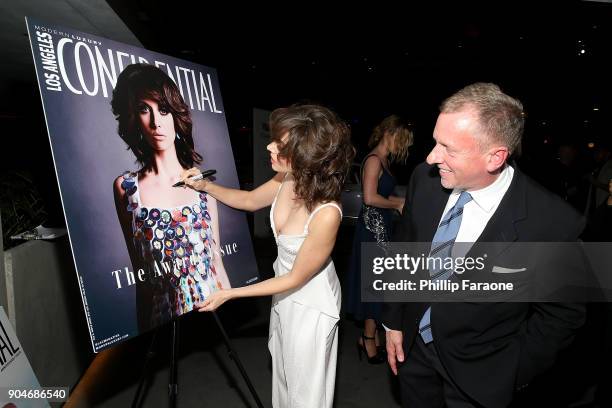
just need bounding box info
[382,83,586,408]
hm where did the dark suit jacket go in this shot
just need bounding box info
[382,163,586,408]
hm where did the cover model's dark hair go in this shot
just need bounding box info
[111,63,202,169]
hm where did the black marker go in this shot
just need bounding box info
[173,169,217,187]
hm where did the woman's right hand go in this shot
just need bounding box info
[181,167,210,192]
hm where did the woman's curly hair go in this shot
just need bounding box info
[111,63,202,170]
[270,104,356,211]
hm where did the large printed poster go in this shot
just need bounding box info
[26,18,259,352]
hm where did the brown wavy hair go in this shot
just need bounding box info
[368,114,414,163]
[111,63,202,170]
[270,104,356,211]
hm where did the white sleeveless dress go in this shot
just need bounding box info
[268,181,342,408]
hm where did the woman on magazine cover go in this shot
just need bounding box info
[181,104,355,408]
[112,63,231,332]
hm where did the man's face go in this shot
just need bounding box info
[426,109,495,191]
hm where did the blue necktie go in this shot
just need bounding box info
[419,191,473,343]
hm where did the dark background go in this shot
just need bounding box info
[106,1,612,184]
[3,1,612,237]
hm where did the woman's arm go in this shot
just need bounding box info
[181,168,284,212]
[207,195,232,289]
[196,206,341,311]
[362,156,404,211]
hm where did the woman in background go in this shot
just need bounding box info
[182,104,355,408]
[345,114,414,363]
[112,63,230,332]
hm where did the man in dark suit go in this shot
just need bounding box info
[382,83,586,408]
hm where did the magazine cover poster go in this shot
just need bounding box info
[26,18,259,352]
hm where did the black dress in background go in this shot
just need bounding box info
[345,154,397,321]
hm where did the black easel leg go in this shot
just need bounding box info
[212,311,265,408]
[132,331,158,408]
[169,319,179,408]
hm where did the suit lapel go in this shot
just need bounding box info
[467,167,527,260]
[418,165,527,245]
[422,166,452,241]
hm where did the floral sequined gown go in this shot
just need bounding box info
[120,171,226,331]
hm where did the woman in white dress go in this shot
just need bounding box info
[181,104,355,407]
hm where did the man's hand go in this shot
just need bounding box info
[386,329,405,375]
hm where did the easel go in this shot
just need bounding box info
[131,312,264,408]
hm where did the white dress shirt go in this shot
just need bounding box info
[383,165,514,332]
[445,164,514,249]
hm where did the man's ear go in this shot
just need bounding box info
[486,146,509,172]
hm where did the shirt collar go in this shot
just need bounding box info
[452,165,514,213]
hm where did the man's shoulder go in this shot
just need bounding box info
[520,170,579,216]
[411,162,440,185]
[408,162,449,195]
[517,169,586,239]
[413,162,435,176]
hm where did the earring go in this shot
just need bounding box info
[139,132,143,141]
[176,133,181,141]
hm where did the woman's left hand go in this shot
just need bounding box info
[196,289,231,312]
